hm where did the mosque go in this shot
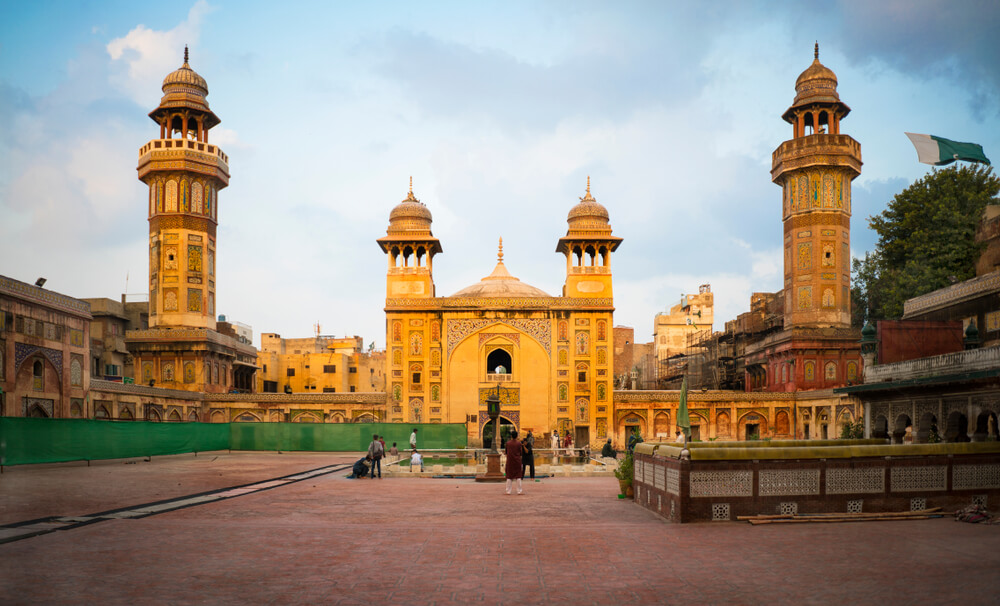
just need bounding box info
[1,45,865,446]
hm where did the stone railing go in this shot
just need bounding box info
[903,271,1000,317]
[138,138,229,164]
[864,345,1000,384]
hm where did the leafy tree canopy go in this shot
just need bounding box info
[852,164,999,323]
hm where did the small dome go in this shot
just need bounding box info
[386,178,433,235]
[451,239,551,298]
[793,43,840,106]
[567,176,610,228]
[162,47,208,96]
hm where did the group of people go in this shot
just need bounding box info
[503,429,535,495]
[351,428,423,478]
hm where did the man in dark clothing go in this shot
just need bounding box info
[522,431,535,480]
[601,438,616,458]
[350,457,370,479]
[367,433,384,479]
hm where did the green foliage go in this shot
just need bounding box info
[840,420,865,440]
[852,164,1000,322]
[614,449,634,483]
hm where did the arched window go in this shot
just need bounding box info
[486,348,512,375]
[33,359,44,391]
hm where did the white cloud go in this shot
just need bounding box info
[106,0,213,108]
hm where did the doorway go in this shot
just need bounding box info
[690,425,701,442]
[575,426,589,451]
[745,423,759,441]
[482,416,516,450]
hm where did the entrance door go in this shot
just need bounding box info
[625,424,639,446]
[690,425,701,442]
[483,417,516,450]
[575,426,589,451]
[745,423,759,441]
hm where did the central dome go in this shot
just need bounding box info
[451,239,551,298]
[792,43,840,106]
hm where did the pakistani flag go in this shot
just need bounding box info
[678,375,690,439]
[906,133,991,166]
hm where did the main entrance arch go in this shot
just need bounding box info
[482,415,517,450]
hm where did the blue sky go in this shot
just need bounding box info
[2,0,998,349]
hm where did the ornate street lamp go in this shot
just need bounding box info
[476,378,507,482]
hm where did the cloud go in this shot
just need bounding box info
[106,0,213,108]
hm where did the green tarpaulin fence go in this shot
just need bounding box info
[0,418,468,466]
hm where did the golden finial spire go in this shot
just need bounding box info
[409,176,413,194]
[586,175,591,196]
[184,45,189,65]
[814,41,819,60]
[580,176,595,201]
[498,237,504,262]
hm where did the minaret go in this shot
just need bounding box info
[139,47,229,329]
[377,178,442,299]
[772,43,861,329]
[556,177,622,298]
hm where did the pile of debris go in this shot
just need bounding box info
[954,504,1000,524]
[739,508,943,525]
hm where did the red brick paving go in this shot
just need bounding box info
[2,453,999,605]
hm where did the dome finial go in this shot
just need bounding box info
[184,45,189,65]
[814,41,819,60]
[498,237,504,263]
[586,175,591,196]
[409,176,413,195]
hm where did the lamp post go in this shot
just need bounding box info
[476,378,506,482]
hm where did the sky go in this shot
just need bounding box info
[2,0,999,350]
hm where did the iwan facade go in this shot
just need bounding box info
[378,180,622,448]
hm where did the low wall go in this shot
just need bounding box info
[633,441,1000,523]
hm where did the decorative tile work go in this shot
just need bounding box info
[759,469,820,496]
[711,503,730,521]
[779,502,798,515]
[826,467,885,494]
[847,499,863,513]
[478,387,519,408]
[478,410,520,433]
[446,319,551,356]
[910,497,927,511]
[891,466,947,492]
[690,470,753,498]
[972,495,988,508]
[666,468,680,495]
[953,464,1000,490]
[654,465,665,490]
[479,332,519,348]
[14,343,63,379]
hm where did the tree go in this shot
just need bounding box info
[852,164,999,322]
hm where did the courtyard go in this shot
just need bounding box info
[1,452,998,605]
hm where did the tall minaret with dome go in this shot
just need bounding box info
[377,178,442,300]
[772,43,861,329]
[139,46,229,329]
[556,177,622,299]
[127,48,256,398]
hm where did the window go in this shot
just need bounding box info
[578,370,587,382]
[287,368,295,377]
[33,359,44,390]
[262,364,267,373]
[323,387,336,393]
[486,348,512,375]
[350,386,356,393]
[349,367,357,373]
[324,365,336,373]
[412,372,421,384]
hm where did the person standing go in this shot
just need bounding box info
[522,431,535,481]
[410,427,418,451]
[367,433,384,479]
[379,435,387,456]
[674,430,686,446]
[505,429,524,495]
[550,430,559,452]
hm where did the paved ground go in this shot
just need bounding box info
[2,452,999,605]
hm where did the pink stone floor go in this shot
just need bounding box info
[2,452,999,605]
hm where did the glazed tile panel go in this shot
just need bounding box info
[758,469,820,496]
[890,466,947,492]
[826,467,885,494]
[689,470,753,498]
[953,464,1000,491]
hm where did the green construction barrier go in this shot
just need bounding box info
[0,419,468,466]
[0,417,229,466]
[228,422,467,452]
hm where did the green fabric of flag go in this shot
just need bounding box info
[906,133,991,166]
[678,375,690,438]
